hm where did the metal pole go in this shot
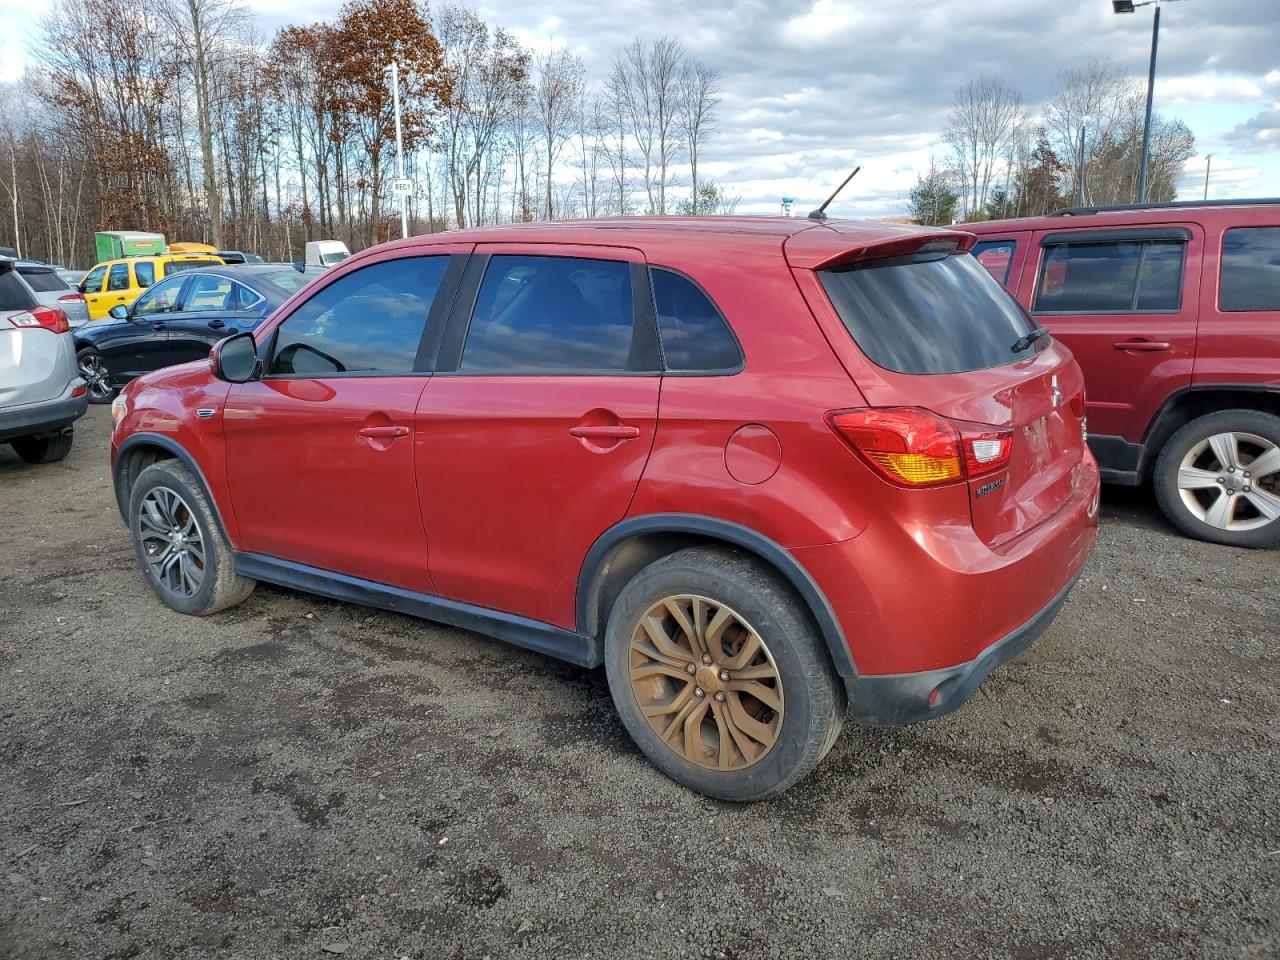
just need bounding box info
[1137,4,1160,203]
[1203,154,1212,200]
[389,61,408,239]
[1077,125,1087,206]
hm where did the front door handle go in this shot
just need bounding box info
[1114,339,1171,352]
[568,424,641,441]
[208,320,225,329]
[358,425,410,439]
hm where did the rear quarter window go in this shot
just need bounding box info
[651,268,743,372]
[0,269,38,311]
[972,239,1016,285]
[1220,227,1280,311]
[819,250,1037,375]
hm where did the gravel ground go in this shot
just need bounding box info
[1,406,1277,960]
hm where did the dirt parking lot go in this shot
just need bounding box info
[1,406,1277,960]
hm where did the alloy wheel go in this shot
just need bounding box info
[78,353,113,401]
[136,486,207,598]
[628,595,783,771]
[1176,431,1280,532]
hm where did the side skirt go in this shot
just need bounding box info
[234,553,601,669]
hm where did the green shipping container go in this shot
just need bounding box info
[94,231,166,261]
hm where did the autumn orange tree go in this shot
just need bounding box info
[326,0,450,244]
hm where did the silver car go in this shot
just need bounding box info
[16,260,91,328]
[0,257,87,463]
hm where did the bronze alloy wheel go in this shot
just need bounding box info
[628,594,783,771]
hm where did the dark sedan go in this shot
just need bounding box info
[74,265,312,402]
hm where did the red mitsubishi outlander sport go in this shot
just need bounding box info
[111,218,1099,799]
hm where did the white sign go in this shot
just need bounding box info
[390,178,414,197]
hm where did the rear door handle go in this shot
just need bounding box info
[568,425,641,440]
[1114,340,1171,352]
[358,425,410,438]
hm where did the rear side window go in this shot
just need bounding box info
[0,270,37,310]
[461,255,648,373]
[134,261,155,288]
[651,268,742,372]
[972,239,1016,285]
[185,274,236,311]
[819,251,1036,375]
[1035,239,1184,314]
[1220,227,1280,311]
[18,268,69,293]
[270,256,448,376]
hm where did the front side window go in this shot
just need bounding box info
[1034,239,1185,314]
[461,255,641,373]
[81,265,107,293]
[1220,226,1280,312]
[269,256,448,376]
[972,239,1017,285]
[185,274,236,312]
[133,261,155,288]
[132,277,187,317]
[107,263,130,291]
[651,268,742,372]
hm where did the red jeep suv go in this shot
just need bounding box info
[110,218,1099,799]
[964,199,1280,548]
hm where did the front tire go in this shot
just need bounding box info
[128,460,256,615]
[604,547,844,801]
[1154,409,1280,548]
[76,347,115,404]
[11,428,74,464]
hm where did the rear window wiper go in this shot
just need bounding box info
[1011,326,1050,354]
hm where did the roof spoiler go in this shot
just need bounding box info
[795,232,974,272]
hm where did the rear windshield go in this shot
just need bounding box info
[819,250,1038,375]
[18,267,69,292]
[0,269,38,310]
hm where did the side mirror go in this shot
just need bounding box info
[108,305,130,320]
[210,332,261,383]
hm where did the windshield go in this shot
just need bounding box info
[321,251,350,265]
[819,251,1040,375]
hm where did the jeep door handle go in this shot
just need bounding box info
[568,424,640,440]
[357,425,409,438]
[1114,339,1170,352]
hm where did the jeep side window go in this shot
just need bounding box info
[1220,227,1280,312]
[1034,239,1184,314]
[972,239,1017,286]
[269,256,448,376]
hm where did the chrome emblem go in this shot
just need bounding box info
[1050,375,1062,408]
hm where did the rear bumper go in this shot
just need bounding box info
[0,385,88,443]
[844,570,1080,726]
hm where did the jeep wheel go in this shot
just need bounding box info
[604,547,844,801]
[128,460,256,615]
[1155,409,1280,548]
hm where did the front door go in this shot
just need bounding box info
[415,244,661,628]
[96,274,188,380]
[1016,225,1202,443]
[224,251,466,592]
[80,264,109,318]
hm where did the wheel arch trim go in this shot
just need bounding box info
[577,513,857,678]
[1138,383,1280,478]
[113,433,235,546]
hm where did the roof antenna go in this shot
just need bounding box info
[808,166,861,220]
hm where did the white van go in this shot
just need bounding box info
[304,240,351,269]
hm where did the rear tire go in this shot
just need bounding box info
[1154,409,1280,548]
[604,547,845,801]
[11,428,74,464]
[128,460,256,615]
[76,347,115,404]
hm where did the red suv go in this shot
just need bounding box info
[964,200,1280,548]
[110,218,1099,799]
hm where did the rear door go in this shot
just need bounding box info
[1015,225,1200,445]
[223,248,468,592]
[414,244,661,626]
[166,274,259,366]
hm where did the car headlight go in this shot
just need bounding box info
[111,392,129,430]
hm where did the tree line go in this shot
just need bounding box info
[0,0,726,267]
[910,59,1197,226]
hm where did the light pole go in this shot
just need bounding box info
[1076,123,1088,207]
[384,61,409,240]
[1112,0,1187,203]
[1203,153,1213,200]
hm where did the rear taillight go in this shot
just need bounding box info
[828,407,1012,488]
[8,305,70,334]
[57,293,86,304]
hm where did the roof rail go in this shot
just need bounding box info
[1049,198,1280,217]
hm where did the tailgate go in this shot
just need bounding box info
[0,324,69,406]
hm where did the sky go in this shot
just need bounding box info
[3,0,1277,218]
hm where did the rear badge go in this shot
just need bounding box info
[976,478,1005,498]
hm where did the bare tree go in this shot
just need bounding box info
[677,61,718,214]
[609,35,685,214]
[945,76,1024,219]
[533,46,583,220]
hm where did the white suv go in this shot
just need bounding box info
[0,257,87,463]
